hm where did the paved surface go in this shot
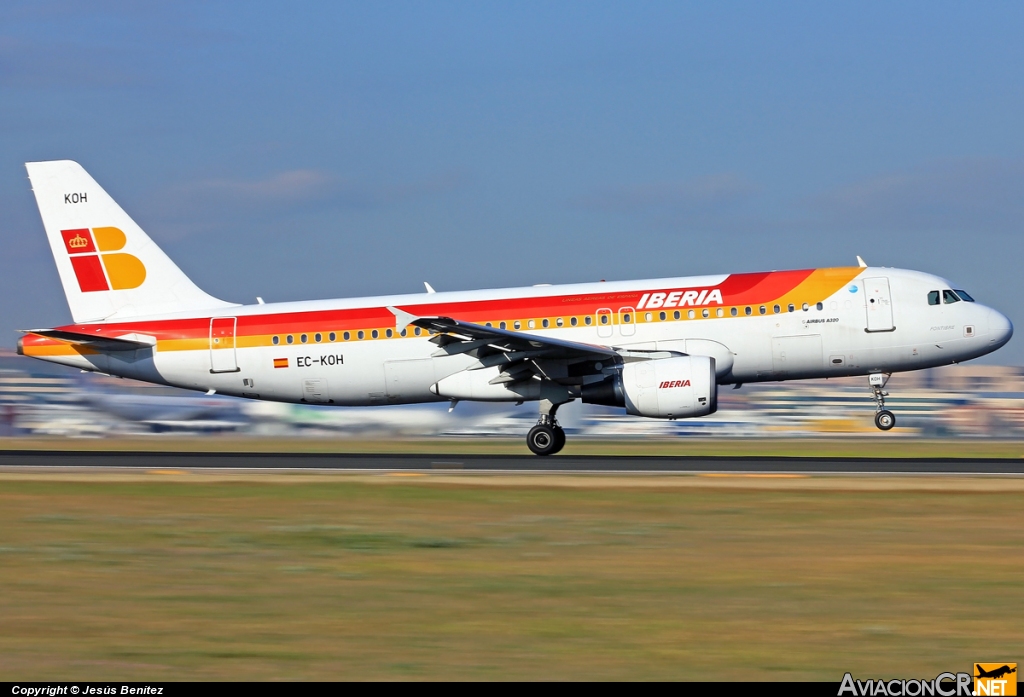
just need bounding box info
[2,450,1024,474]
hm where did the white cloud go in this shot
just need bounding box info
[806,157,1024,233]
[577,173,758,213]
[145,168,464,239]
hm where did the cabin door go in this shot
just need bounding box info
[618,307,636,336]
[864,277,895,332]
[209,317,239,373]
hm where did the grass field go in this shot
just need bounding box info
[1,471,1022,680]
[4,436,1024,458]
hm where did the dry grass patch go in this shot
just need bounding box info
[1,474,1022,680]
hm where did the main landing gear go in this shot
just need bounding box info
[527,399,567,456]
[869,372,895,431]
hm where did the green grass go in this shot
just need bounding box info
[1,473,1022,679]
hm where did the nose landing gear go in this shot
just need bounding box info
[869,372,896,431]
[527,398,568,456]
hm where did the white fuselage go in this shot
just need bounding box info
[24,267,1013,410]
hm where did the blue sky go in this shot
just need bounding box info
[3,1,1024,362]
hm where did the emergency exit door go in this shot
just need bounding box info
[863,277,895,332]
[209,317,239,373]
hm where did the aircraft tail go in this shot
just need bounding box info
[25,160,237,323]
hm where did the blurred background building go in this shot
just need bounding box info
[2,347,1023,440]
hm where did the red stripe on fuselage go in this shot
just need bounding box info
[44,269,823,342]
[716,269,814,306]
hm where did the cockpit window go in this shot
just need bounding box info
[927,291,940,306]
[954,289,975,302]
[943,289,960,304]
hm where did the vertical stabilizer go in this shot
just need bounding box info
[25,160,236,323]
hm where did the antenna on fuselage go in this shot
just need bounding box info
[856,256,868,268]
[424,282,436,294]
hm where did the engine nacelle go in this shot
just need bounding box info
[582,355,717,419]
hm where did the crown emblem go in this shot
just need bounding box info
[68,234,89,249]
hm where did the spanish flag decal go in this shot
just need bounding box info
[273,358,289,369]
[61,227,146,292]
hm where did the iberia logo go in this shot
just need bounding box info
[61,227,146,292]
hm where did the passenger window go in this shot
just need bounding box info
[400,329,406,337]
[730,307,738,317]
[600,315,608,325]
[386,329,393,338]
[943,290,960,304]
[659,311,666,321]
[787,304,794,313]
[357,331,364,340]
[928,291,940,305]
[300,334,308,343]
[688,310,695,319]
[759,306,766,315]
[744,307,752,316]
[528,320,536,329]
[286,335,294,344]
[674,310,681,320]
[585,316,593,326]
[556,317,564,327]
[541,319,549,328]
[514,321,521,329]
[570,317,578,326]
[272,336,280,345]
[646,312,653,322]
[954,289,975,302]
[702,309,710,318]
[343,332,350,341]
[329,332,336,342]
[414,327,422,336]
[621,313,631,323]
[716,308,724,317]
[314,333,322,343]
[371,329,379,339]
[816,302,824,311]
[773,305,780,314]
[802,303,809,311]
[500,322,506,329]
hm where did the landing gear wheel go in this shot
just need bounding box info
[551,427,566,454]
[874,410,896,431]
[527,424,559,456]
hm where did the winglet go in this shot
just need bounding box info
[424,282,436,294]
[386,306,420,331]
[856,255,868,268]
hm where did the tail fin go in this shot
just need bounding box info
[25,160,237,323]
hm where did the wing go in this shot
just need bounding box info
[414,315,619,360]
[389,308,678,387]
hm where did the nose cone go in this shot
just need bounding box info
[988,308,1013,350]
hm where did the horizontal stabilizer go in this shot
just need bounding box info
[21,328,156,352]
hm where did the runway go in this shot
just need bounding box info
[2,450,1024,474]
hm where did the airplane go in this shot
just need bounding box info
[975,665,1016,680]
[77,392,247,433]
[16,160,1013,455]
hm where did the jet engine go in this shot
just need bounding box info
[582,355,717,419]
